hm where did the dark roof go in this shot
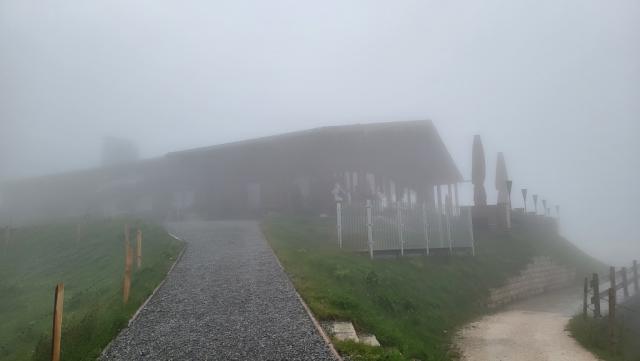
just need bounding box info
[167,120,462,185]
[4,120,462,191]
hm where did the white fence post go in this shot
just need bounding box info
[422,202,430,255]
[397,203,404,256]
[366,200,373,259]
[336,202,343,249]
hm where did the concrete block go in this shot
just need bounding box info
[326,321,359,342]
[359,334,381,347]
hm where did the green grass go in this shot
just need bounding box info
[0,219,183,361]
[263,215,604,361]
[568,298,640,361]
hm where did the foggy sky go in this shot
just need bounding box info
[1,1,639,264]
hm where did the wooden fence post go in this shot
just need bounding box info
[583,277,588,319]
[633,260,639,294]
[123,243,133,304]
[51,283,64,361]
[366,200,373,260]
[136,229,143,269]
[336,202,342,249]
[608,287,616,353]
[591,273,601,318]
[609,266,616,291]
[4,226,10,246]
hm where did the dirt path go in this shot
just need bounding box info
[457,287,600,361]
[101,220,337,361]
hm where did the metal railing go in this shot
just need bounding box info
[336,200,475,259]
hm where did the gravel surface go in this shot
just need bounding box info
[101,220,338,361]
[457,287,599,361]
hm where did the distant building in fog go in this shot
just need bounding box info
[102,136,139,167]
[0,120,463,224]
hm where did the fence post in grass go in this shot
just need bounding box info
[396,203,404,256]
[633,260,639,294]
[609,266,616,293]
[123,243,133,304]
[591,273,601,318]
[51,283,64,361]
[608,287,616,353]
[336,202,343,249]
[583,277,588,319]
[366,200,373,260]
[622,267,629,299]
[4,225,10,246]
[136,229,143,269]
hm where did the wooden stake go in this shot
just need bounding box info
[136,229,142,269]
[609,266,616,291]
[51,283,64,361]
[591,273,601,318]
[608,287,616,353]
[123,244,132,304]
[4,226,10,246]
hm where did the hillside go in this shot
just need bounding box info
[263,213,605,361]
[0,220,183,361]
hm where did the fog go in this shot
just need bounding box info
[1,1,638,265]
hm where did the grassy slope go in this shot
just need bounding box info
[569,295,640,361]
[263,215,603,361]
[0,219,183,361]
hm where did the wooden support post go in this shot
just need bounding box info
[123,243,132,304]
[583,277,589,319]
[622,267,629,299]
[136,229,143,269]
[633,260,639,294]
[608,287,616,353]
[4,226,10,246]
[591,273,601,318]
[51,283,64,361]
[609,266,616,293]
[336,202,343,249]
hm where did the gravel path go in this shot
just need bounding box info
[101,220,338,361]
[456,287,600,361]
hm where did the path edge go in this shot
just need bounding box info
[98,232,187,359]
[261,224,344,361]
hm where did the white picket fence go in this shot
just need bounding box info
[336,200,475,258]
